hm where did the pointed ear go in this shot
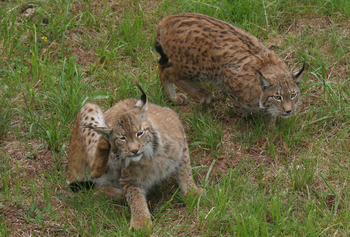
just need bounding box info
[256,70,272,91]
[135,84,148,117]
[292,62,305,86]
[87,126,112,141]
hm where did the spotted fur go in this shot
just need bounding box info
[155,13,305,128]
[67,86,202,230]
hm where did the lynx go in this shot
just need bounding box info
[155,13,305,128]
[66,85,202,229]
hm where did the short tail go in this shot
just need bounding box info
[154,25,169,65]
[154,41,169,65]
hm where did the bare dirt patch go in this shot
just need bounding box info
[2,141,55,180]
[43,40,97,66]
[1,140,78,236]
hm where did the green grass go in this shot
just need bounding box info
[186,105,223,158]
[1,0,350,235]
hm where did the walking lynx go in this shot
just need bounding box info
[67,85,202,229]
[155,13,305,128]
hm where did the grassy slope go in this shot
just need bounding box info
[0,0,350,236]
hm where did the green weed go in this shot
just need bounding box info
[187,106,223,157]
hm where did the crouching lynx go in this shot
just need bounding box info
[155,13,305,128]
[67,85,202,229]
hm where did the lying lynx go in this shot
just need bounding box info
[67,85,202,229]
[155,13,305,128]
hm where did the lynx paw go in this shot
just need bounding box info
[94,185,125,201]
[184,187,204,198]
[174,93,188,104]
[199,94,214,104]
[268,116,277,130]
[130,217,152,230]
[194,188,204,196]
[97,136,110,150]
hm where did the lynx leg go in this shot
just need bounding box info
[122,183,152,229]
[67,103,109,184]
[268,115,277,130]
[158,62,171,83]
[78,104,111,178]
[174,80,214,104]
[162,66,214,104]
[90,135,110,178]
[176,143,203,197]
[94,185,125,201]
[228,97,249,117]
[159,64,187,104]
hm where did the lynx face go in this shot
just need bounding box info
[111,116,151,159]
[93,95,157,167]
[258,72,302,118]
[108,115,156,167]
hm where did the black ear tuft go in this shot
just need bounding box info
[135,83,148,110]
[293,62,306,86]
[134,84,149,117]
[82,125,112,141]
[82,125,97,130]
[136,83,147,104]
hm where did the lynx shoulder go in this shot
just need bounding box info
[67,85,202,229]
[155,13,305,128]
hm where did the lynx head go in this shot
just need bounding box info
[258,63,305,118]
[93,85,158,167]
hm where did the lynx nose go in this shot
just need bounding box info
[130,149,139,154]
[285,110,292,114]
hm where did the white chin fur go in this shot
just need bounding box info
[259,100,265,110]
[280,113,292,118]
[132,154,143,161]
[124,154,143,167]
[122,142,155,167]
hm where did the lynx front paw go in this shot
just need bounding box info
[91,136,111,178]
[174,93,188,105]
[194,188,204,196]
[188,187,204,197]
[183,187,204,198]
[130,217,152,230]
[268,116,277,130]
[97,136,110,150]
[94,185,125,201]
[199,93,214,104]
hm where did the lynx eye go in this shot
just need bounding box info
[136,131,144,137]
[273,95,283,101]
[290,93,297,99]
[117,136,127,141]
